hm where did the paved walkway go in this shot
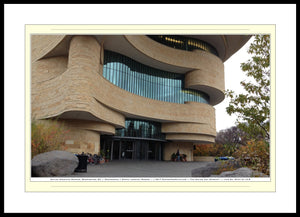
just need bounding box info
[69,160,211,177]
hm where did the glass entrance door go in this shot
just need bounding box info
[122,140,134,160]
[148,141,156,160]
[101,136,163,161]
[134,140,148,160]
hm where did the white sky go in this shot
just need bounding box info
[215,37,255,132]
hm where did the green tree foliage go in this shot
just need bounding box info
[226,35,270,141]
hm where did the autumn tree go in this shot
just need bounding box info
[216,126,247,145]
[226,35,270,142]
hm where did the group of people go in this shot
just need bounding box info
[76,152,105,165]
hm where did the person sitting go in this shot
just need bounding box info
[92,154,98,164]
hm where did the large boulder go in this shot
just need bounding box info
[191,160,242,177]
[191,162,221,177]
[217,167,254,177]
[217,167,269,177]
[31,150,79,177]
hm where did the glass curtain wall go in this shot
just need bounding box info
[115,119,165,140]
[147,35,219,57]
[103,50,210,104]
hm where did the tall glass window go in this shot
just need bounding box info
[103,50,210,104]
[115,119,165,140]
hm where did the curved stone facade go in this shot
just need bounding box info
[31,34,250,159]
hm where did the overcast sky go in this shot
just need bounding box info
[215,37,255,132]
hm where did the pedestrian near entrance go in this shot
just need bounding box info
[176,149,180,162]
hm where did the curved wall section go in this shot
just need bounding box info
[31,35,126,128]
[68,35,101,73]
[31,56,68,84]
[95,76,216,126]
[63,119,115,135]
[165,134,215,143]
[185,68,225,106]
[161,122,216,137]
[31,35,67,62]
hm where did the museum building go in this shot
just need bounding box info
[31,34,251,161]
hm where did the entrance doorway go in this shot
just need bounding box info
[100,136,164,161]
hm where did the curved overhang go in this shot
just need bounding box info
[161,122,216,137]
[38,34,252,66]
[165,133,215,143]
[185,68,225,106]
[187,85,225,106]
[41,35,191,74]
[32,35,72,62]
[60,118,116,135]
[185,35,252,62]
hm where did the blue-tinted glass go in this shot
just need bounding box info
[115,119,165,140]
[103,50,210,104]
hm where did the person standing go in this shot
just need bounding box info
[176,149,180,162]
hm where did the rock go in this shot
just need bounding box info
[218,167,269,177]
[191,162,222,177]
[191,160,242,177]
[31,150,79,177]
[218,167,254,177]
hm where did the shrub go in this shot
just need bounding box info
[31,119,70,159]
[233,139,270,175]
[193,143,226,157]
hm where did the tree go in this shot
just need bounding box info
[226,35,270,141]
[215,126,248,156]
[216,126,248,146]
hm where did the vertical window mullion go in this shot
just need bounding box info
[171,76,174,103]
[168,75,171,102]
[156,72,158,100]
[142,68,145,97]
[117,63,120,87]
[111,62,115,84]
[121,63,124,89]
[162,74,165,102]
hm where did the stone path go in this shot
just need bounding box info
[68,160,211,177]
